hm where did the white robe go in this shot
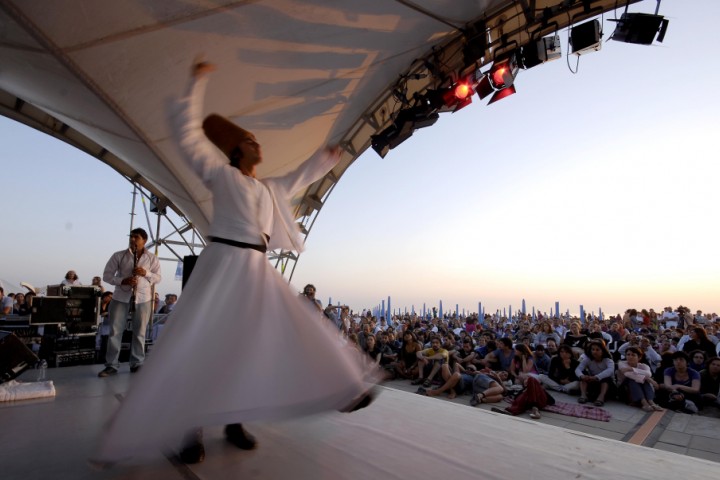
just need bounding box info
[93,76,374,463]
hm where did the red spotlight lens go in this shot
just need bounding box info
[454,83,471,100]
[491,66,507,87]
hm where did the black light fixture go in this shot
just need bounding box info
[570,19,602,55]
[610,13,669,45]
[519,34,561,69]
[462,19,488,66]
[370,103,439,158]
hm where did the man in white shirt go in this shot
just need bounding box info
[98,228,162,377]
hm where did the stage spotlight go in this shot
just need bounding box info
[489,53,519,89]
[520,34,561,69]
[487,85,516,105]
[570,19,602,55]
[370,105,439,158]
[609,13,669,45]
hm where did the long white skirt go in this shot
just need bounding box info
[94,243,375,462]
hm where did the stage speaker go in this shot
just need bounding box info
[182,255,199,288]
[30,297,67,325]
[0,331,39,383]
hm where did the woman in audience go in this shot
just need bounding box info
[364,335,382,366]
[61,270,81,286]
[699,356,720,409]
[535,321,560,347]
[575,340,615,406]
[392,331,422,379]
[12,293,25,315]
[539,344,580,394]
[563,322,588,357]
[616,346,663,412]
[662,350,701,413]
[682,327,716,361]
[510,344,537,382]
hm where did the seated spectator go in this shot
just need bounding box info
[482,337,515,374]
[576,340,615,406]
[532,345,551,376]
[493,376,554,420]
[535,321,561,347]
[538,344,580,394]
[159,294,178,314]
[61,270,81,286]
[616,346,663,412]
[0,287,13,315]
[412,336,449,388]
[689,350,706,373]
[391,331,422,380]
[12,293,25,315]
[587,322,612,344]
[661,350,701,413]
[681,327,716,360]
[545,338,559,357]
[510,344,537,383]
[376,332,397,369]
[418,362,472,400]
[453,338,477,371]
[699,356,720,410]
[363,335,383,366]
[563,322,589,357]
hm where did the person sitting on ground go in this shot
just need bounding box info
[482,337,515,374]
[376,332,397,371]
[538,344,580,394]
[493,375,554,420]
[661,350,701,413]
[699,356,720,410]
[510,344,538,383]
[616,346,663,412]
[453,338,478,371]
[363,335,382,367]
[417,361,473,400]
[535,321,560,347]
[391,331,422,380]
[563,322,589,357]
[688,350,707,373]
[61,270,81,286]
[532,344,551,376]
[575,340,615,406]
[412,336,449,388]
[545,338,559,357]
[681,327,716,360]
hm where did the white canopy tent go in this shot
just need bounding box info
[0,0,649,269]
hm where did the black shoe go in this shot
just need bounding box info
[179,429,205,464]
[98,367,117,378]
[179,442,205,464]
[130,365,142,373]
[225,423,257,450]
[339,389,376,413]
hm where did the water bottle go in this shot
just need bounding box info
[36,360,47,382]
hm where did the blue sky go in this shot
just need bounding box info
[1,0,718,317]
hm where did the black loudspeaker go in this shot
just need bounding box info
[182,255,199,289]
[0,331,39,383]
[30,297,67,325]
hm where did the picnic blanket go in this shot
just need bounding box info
[543,401,612,422]
[0,380,55,402]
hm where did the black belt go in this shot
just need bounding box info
[211,237,267,253]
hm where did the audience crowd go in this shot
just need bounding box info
[329,306,720,418]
